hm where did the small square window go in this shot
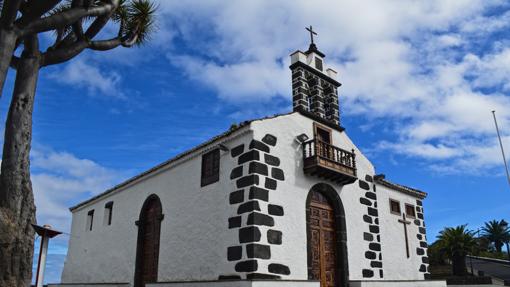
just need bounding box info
[104,202,114,226]
[87,210,95,231]
[389,199,401,215]
[405,204,416,218]
[201,149,220,187]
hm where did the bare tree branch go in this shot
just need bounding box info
[71,0,84,40]
[16,0,62,26]
[89,31,139,51]
[20,0,119,36]
[9,54,19,69]
[41,39,88,66]
[88,38,121,50]
[0,0,23,28]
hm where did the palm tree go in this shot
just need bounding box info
[436,225,477,276]
[481,220,510,253]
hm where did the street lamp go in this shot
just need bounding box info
[501,220,510,262]
[32,224,62,287]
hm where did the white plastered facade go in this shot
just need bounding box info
[60,112,434,287]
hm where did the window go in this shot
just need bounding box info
[389,199,401,215]
[314,123,332,144]
[201,149,220,187]
[87,210,94,231]
[104,201,114,226]
[315,57,323,71]
[405,204,416,218]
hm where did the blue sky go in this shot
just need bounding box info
[1,0,509,284]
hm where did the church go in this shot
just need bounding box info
[53,32,447,287]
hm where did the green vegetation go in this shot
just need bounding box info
[429,219,510,279]
[436,225,477,275]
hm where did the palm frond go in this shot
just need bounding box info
[436,225,477,258]
[124,0,157,45]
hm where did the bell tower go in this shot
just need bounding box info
[289,26,341,126]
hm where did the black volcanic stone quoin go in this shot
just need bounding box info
[229,190,244,204]
[231,144,245,157]
[268,204,284,216]
[247,212,275,227]
[264,154,280,166]
[271,168,285,180]
[239,226,261,243]
[246,243,271,259]
[249,140,270,153]
[249,186,268,201]
[235,260,258,272]
[237,201,261,214]
[238,150,260,165]
[268,263,290,275]
[267,230,282,245]
[228,216,241,229]
[228,136,289,277]
[249,161,268,176]
[236,175,259,188]
[265,178,277,190]
[227,246,242,261]
[262,134,277,146]
[230,166,243,180]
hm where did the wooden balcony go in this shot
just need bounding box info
[302,139,357,185]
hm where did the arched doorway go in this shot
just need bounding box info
[134,195,163,287]
[306,183,348,287]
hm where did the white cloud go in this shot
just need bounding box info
[30,148,122,232]
[49,59,124,98]
[152,0,510,173]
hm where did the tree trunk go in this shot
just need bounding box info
[0,54,40,287]
[495,241,503,253]
[0,28,17,98]
[451,254,467,276]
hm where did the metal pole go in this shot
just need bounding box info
[492,111,510,187]
[35,235,49,287]
[32,224,62,287]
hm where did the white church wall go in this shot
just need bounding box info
[376,184,428,280]
[249,113,378,281]
[61,128,254,285]
[61,112,429,285]
[249,112,427,282]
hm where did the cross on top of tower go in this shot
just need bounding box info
[304,25,324,57]
[306,25,317,45]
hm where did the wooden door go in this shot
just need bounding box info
[308,191,338,287]
[135,196,162,287]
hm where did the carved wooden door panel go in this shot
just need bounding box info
[135,197,162,287]
[308,191,338,287]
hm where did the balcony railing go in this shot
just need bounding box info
[302,138,357,184]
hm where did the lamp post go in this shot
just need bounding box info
[32,224,62,287]
[470,228,481,276]
[501,220,510,262]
